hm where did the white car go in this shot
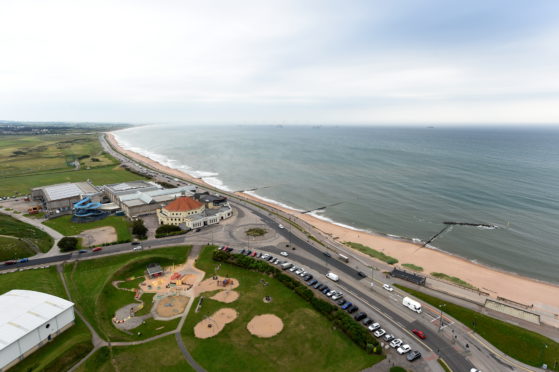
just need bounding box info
[470,369,482,372]
[390,338,403,348]
[279,224,285,229]
[261,254,270,259]
[299,271,307,277]
[368,322,380,332]
[326,290,336,297]
[373,329,386,337]
[280,251,289,257]
[397,344,411,354]
[331,292,343,300]
[295,268,304,275]
[289,266,298,272]
[383,284,394,292]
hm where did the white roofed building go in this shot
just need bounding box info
[31,181,99,217]
[0,290,75,371]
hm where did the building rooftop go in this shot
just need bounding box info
[0,290,74,351]
[36,182,98,202]
[104,181,161,194]
[163,196,204,212]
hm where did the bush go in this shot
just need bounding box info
[156,224,182,235]
[58,237,78,252]
[132,219,148,239]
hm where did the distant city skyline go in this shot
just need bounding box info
[1,0,558,125]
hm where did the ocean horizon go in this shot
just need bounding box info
[113,125,559,284]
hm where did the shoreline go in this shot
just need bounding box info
[106,132,559,312]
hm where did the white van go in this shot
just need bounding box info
[326,272,339,282]
[132,245,143,251]
[402,296,422,313]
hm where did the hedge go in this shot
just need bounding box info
[212,250,380,353]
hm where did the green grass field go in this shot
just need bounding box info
[430,272,476,289]
[75,335,196,372]
[181,246,382,372]
[0,213,53,253]
[0,165,146,197]
[0,236,36,261]
[395,284,559,370]
[44,215,132,242]
[63,246,190,341]
[0,266,93,372]
[344,241,399,264]
[401,263,423,272]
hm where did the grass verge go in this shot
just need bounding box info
[181,246,383,372]
[44,215,132,242]
[395,284,559,370]
[430,272,476,289]
[0,235,36,261]
[437,359,451,372]
[0,212,53,252]
[344,241,398,264]
[402,263,423,272]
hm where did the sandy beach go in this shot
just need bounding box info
[106,132,559,313]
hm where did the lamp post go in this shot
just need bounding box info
[438,304,446,332]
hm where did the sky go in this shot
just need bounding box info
[1,0,558,125]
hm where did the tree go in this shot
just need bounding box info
[58,237,78,252]
[132,219,148,239]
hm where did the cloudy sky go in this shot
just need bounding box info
[1,0,558,125]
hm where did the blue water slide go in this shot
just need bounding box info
[73,196,103,217]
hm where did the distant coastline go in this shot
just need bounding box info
[107,130,559,316]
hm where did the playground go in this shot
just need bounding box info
[246,314,284,338]
[194,276,239,297]
[193,308,238,339]
[156,295,190,318]
[210,290,239,303]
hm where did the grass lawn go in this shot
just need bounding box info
[0,235,36,261]
[430,272,476,289]
[75,335,195,372]
[181,246,382,372]
[0,165,146,197]
[0,213,53,252]
[402,263,423,272]
[44,215,132,242]
[344,241,398,265]
[245,227,267,237]
[0,266,93,372]
[395,284,559,370]
[63,246,190,341]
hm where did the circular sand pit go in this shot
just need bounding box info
[156,295,189,318]
[194,308,238,339]
[263,296,272,303]
[210,290,239,303]
[247,314,284,338]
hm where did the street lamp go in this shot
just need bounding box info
[438,304,446,332]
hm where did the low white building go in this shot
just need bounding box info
[0,290,75,371]
[157,196,233,229]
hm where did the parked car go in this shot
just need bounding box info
[131,241,141,246]
[92,247,102,252]
[368,323,381,332]
[321,287,330,294]
[245,250,252,256]
[308,279,318,286]
[383,284,394,291]
[251,252,257,257]
[341,302,352,310]
[373,329,386,338]
[397,344,411,354]
[331,292,343,300]
[317,284,326,291]
[323,251,332,258]
[4,260,17,265]
[313,282,322,289]
[226,247,234,252]
[357,271,367,278]
[289,266,298,272]
[337,299,347,306]
[354,312,367,321]
[295,268,304,275]
[362,318,373,326]
[241,249,246,255]
[305,274,314,281]
[280,251,289,257]
[266,255,273,261]
[132,246,143,251]
[18,258,29,263]
[261,253,270,259]
[407,350,422,361]
[383,333,394,342]
[389,339,403,348]
[326,290,336,297]
[412,329,426,339]
[347,305,358,314]
[299,271,307,277]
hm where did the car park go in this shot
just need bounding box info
[341,302,352,310]
[397,344,411,354]
[383,284,394,291]
[390,339,403,348]
[354,312,367,321]
[92,247,102,252]
[373,329,386,338]
[347,305,358,314]
[362,318,373,326]
[383,334,394,342]
[368,323,381,332]
[412,329,426,339]
[407,350,421,361]
[280,251,289,257]
[357,271,366,278]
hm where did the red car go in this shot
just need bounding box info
[412,329,426,339]
[3,260,17,266]
[92,247,103,252]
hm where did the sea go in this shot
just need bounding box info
[113,125,559,284]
